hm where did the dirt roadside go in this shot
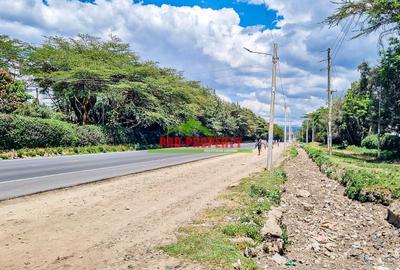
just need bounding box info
[269,148,400,270]
[0,146,284,270]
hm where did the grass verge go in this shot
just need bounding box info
[0,144,135,159]
[304,143,400,204]
[161,167,288,270]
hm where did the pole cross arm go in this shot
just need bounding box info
[243,47,272,56]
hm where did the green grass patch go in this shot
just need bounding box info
[286,146,299,158]
[162,230,258,270]
[161,167,288,270]
[0,144,135,159]
[304,143,400,203]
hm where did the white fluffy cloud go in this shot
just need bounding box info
[0,0,381,126]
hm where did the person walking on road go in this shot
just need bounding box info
[255,138,263,156]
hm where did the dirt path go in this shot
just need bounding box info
[0,146,283,270]
[271,148,399,270]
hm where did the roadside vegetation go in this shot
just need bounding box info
[304,143,400,205]
[0,34,284,155]
[161,167,288,270]
[286,145,298,158]
[0,144,134,160]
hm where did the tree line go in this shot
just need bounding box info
[0,34,283,149]
[300,0,400,155]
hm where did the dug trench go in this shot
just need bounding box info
[261,147,399,270]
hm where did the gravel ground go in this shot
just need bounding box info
[262,148,400,270]
[0,146,283,270]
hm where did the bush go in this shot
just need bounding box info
[76,125,108,146]
[382,134,400,153]
[361,133,400,155]
[361,134,378,149]
[15,104,56,119]
[0,113,111,150]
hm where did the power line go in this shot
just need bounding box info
[332,15,355,64]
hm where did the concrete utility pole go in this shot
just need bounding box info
[266,43,278,171]
[284,104,287,148]
[243,43,278,171]
[377,86,382,159]
[327,48,333,155]
[306,120,309,143]
[312,120,315,142]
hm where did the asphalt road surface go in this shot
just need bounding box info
[0,144,254,200]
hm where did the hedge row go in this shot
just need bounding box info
[0,113,110,150]
[304,144,400,205]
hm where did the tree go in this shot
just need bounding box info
[26,35,139,125]
[326,0,400,39]
[0,35,30,74]
[339,81,372,145]
[0,70,31,113]
[379,38,400,132]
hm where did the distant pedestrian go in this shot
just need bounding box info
[255,138,263,156]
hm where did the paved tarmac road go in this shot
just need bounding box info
[0,144,253,200]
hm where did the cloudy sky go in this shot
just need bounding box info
[0,0,381,125]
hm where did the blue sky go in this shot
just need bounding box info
[74,0,282,29]
[135,0,282,29]
[2,0,380,125]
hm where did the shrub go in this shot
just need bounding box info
[15,104,56,119]
[361,134,378,149]
[76,125,108,146]
[0,113,113,150]
[382,134,400,153]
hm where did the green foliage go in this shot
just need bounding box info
[302,38,400,146]
[304,143,400,204]
[0,34,31,71]
[223,223,262,242]
[340,81,372,145]
[0,70,31,113]
[162,230,258,270]
[280,224,289,250]
[167,118,213,137]
[19,34,272,142]
[361,134,400,155]
[287,146,299,158]
[361,134,378,149]
[0,145,133,159]
[14,103,67,120]
[382,134,400,154]
[0,113,108,149]
[326,0,400,39]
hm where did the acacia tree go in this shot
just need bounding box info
[0,35,31,75]
[326,0,400,39]
[26,35,139,125]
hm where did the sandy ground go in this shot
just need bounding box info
[272,148,399,270]
[0,146,284,270]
